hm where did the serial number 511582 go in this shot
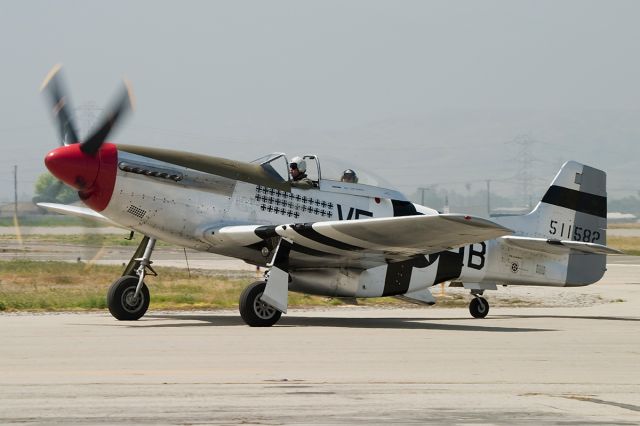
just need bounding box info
[549,220,601,242]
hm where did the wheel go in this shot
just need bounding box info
[239,281,282,327]
[107,275,150,321]
[469,296,489,318]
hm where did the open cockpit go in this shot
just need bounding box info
[252,152,406,200]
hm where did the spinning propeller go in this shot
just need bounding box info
[41,64,135,154]
[41,65,134,197]
[39,65,136,265]
[40,64,80,146]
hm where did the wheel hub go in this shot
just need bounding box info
[254,292,276,319]
[122,288,144,313]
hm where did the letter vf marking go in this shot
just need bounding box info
[337,204,373,220]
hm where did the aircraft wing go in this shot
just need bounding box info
[258,214,510,268]
[36,202,127,228]
[501,235,623,255]
[207,214,511,268]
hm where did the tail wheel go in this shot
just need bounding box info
[469,296,489,318]
[239,281,282,327]
[107,275,150,321]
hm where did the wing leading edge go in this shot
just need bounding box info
[204,214,512,269]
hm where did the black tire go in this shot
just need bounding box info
[107,275,150,321]
[469,296,489,318]
[239,281,282,327]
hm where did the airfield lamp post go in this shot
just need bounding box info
[13,165,18,218]
[133,237,156,300]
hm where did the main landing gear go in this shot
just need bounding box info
[239,280,282,327]
[469,290,489,319]
[107,236,157,321]
[106,234,285,325]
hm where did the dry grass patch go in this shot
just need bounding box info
[607,236,640,255]
[609,223,640,229]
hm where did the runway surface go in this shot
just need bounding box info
[1,262,639,425]
[0,240,256,271]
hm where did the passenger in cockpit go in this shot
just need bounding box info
[341,169,358,183]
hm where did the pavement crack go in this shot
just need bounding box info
[561,395,640,413]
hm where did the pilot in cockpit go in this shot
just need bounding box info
[341,169,358,183]
[289,156,313,189]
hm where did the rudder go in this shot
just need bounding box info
[498,161,608,286]
[536,161,607,245]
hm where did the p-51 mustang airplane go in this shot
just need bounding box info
[38,65,621,326]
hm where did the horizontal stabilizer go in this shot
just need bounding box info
[37,202,126,228]
[501,235,623,255]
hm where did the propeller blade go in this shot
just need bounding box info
[40,64,80,146]
[80,80,135,155]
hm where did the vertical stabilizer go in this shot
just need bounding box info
[497,161,608,285]
[534,161,607,244]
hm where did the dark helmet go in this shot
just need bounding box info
[341,169,358,183]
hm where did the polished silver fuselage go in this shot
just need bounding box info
[97,150,601,300]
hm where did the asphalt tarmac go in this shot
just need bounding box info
[0,260,639,425]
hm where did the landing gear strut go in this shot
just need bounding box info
[107,236,157,320]
[469,290,489,318]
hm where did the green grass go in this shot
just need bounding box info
[0,260,418,312]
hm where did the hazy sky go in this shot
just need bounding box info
[1,0,639,203]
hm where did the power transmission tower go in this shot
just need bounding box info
[486,179,491,217]
[508,135,538,209]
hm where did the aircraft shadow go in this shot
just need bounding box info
[141,314,553,332]
[493,314,640,322]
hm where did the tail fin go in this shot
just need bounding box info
[534,161,607,244]
[498,161,608,285]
